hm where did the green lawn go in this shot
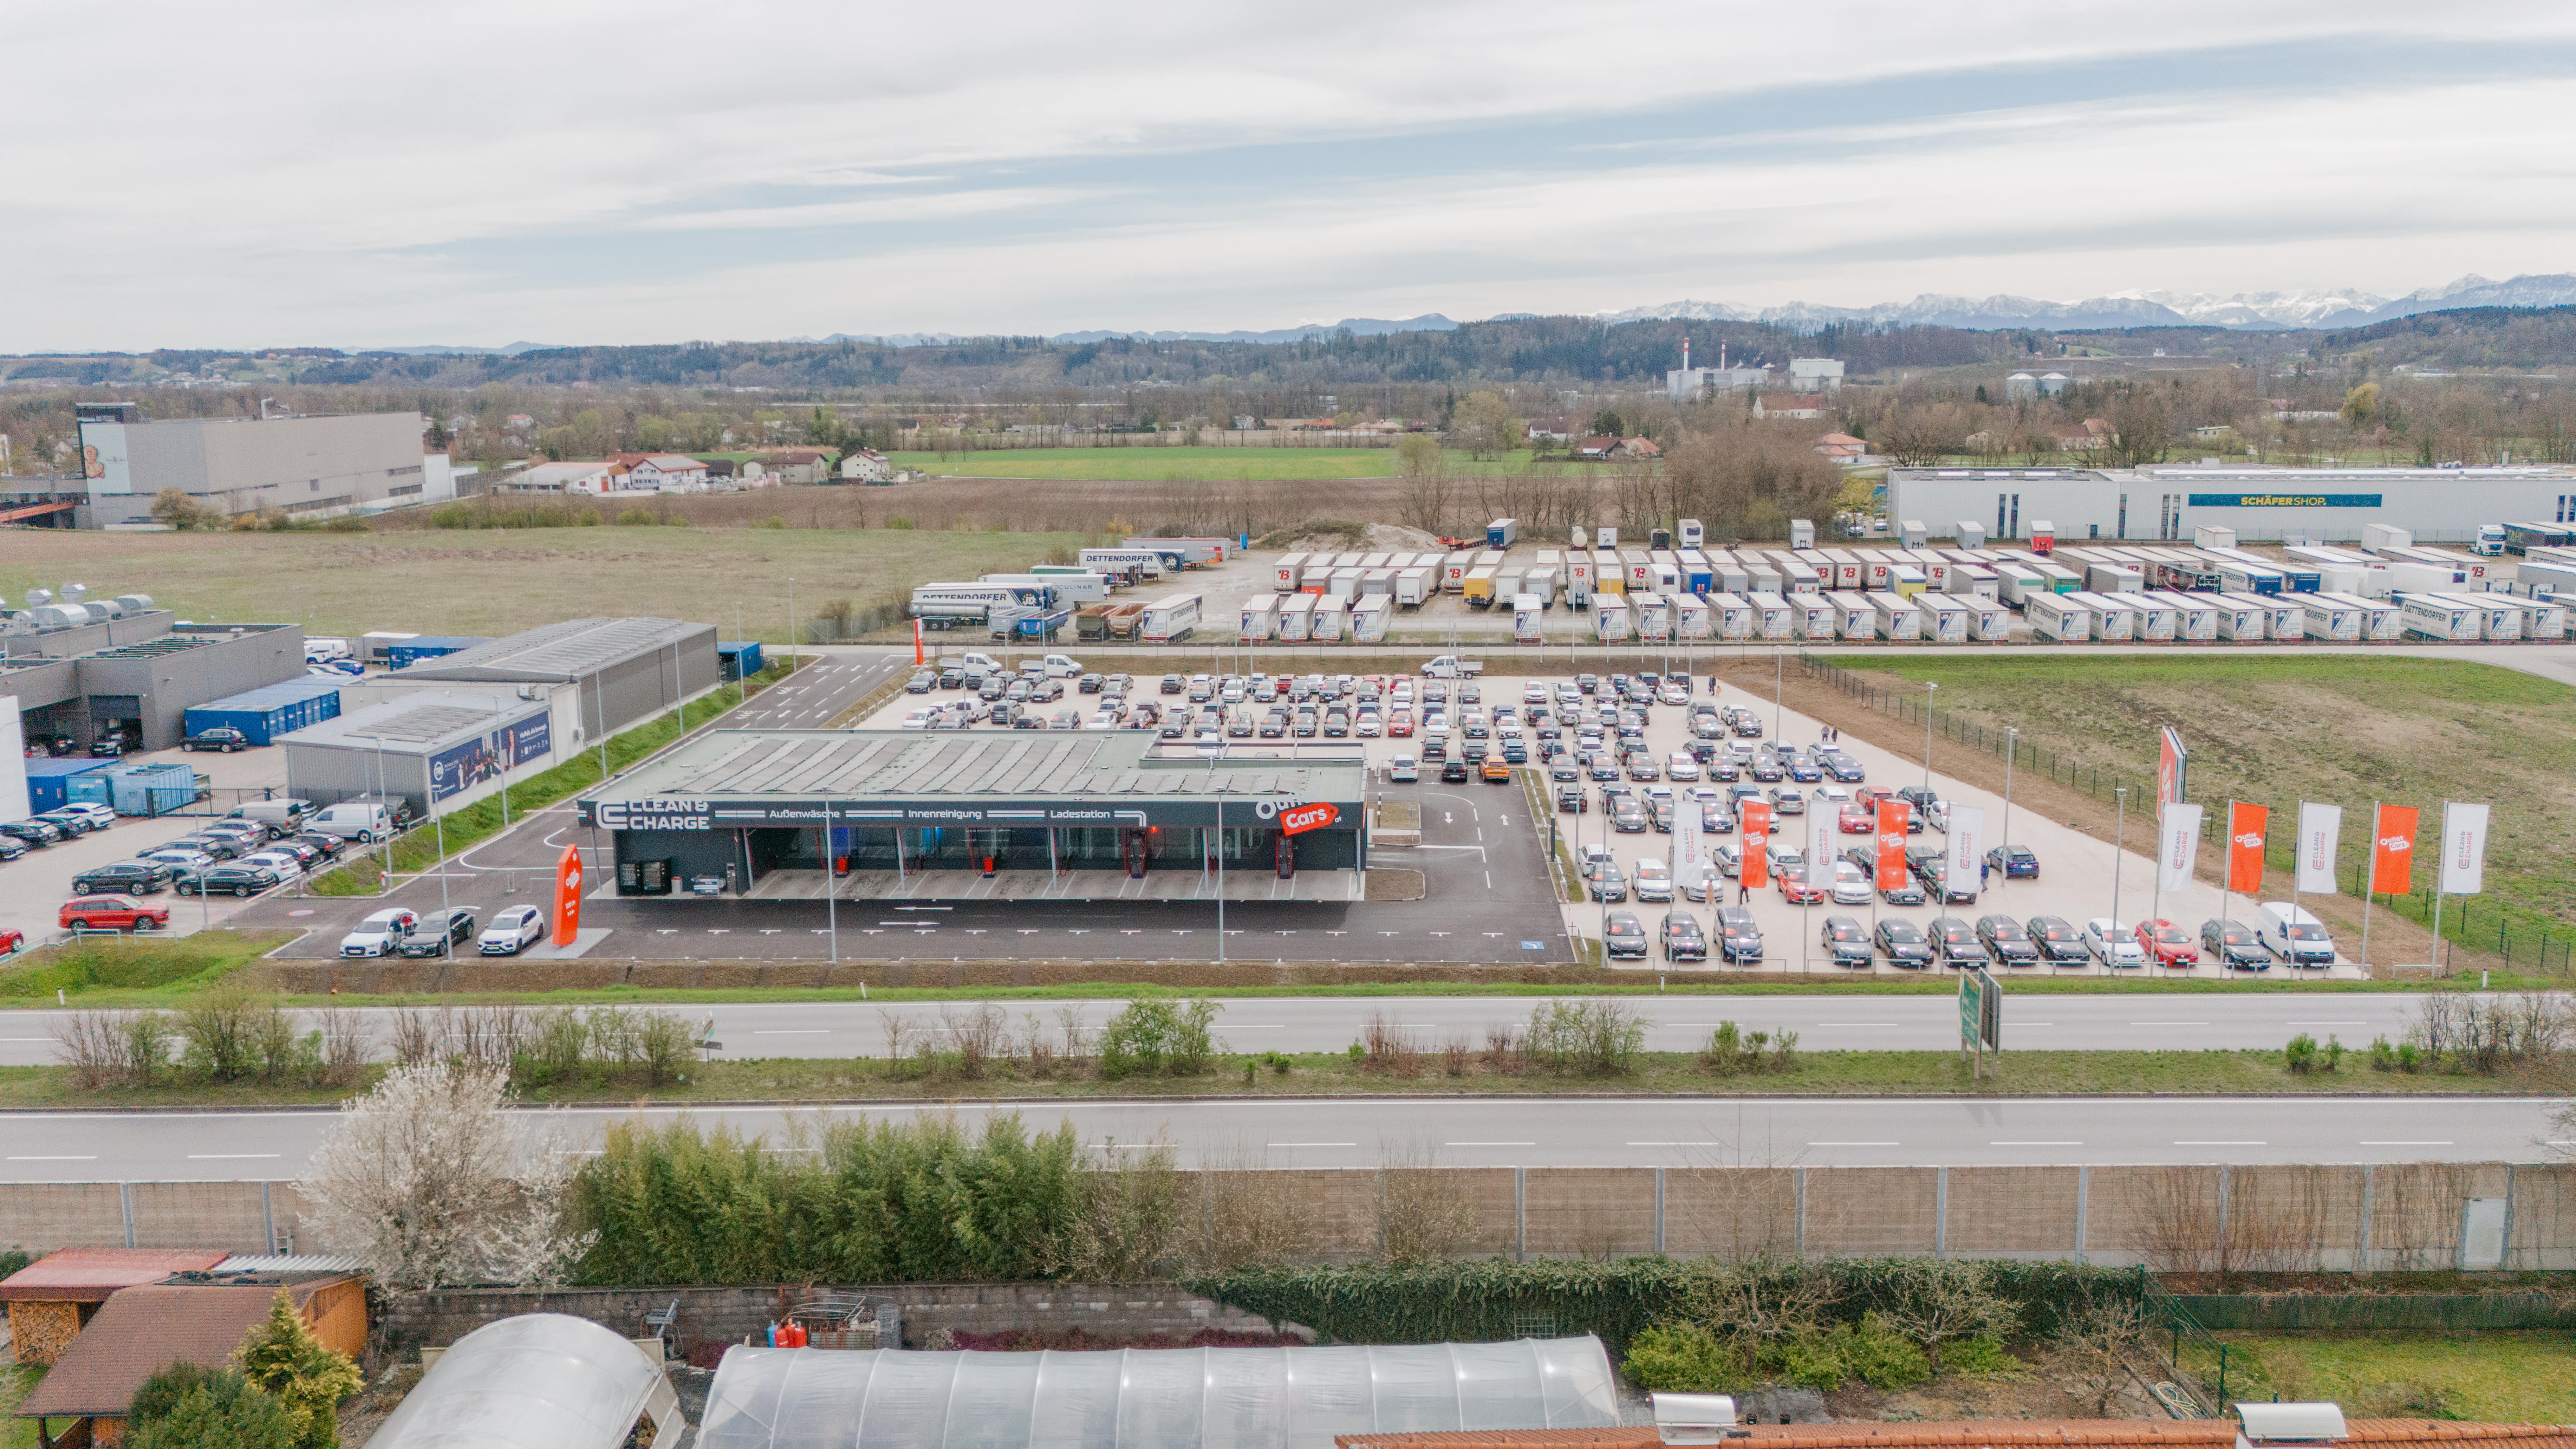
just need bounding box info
[889,447,1546,481]
[2218,1332,2576,1420]
[1815,654,2576,969]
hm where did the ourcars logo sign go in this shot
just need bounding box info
[2370,805,2419,894]
[2226,801,2269,892]
[1875,800,1910,891]
[1276,802,1340,836]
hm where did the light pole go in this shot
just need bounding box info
[1921,682,1937,805]
[787,577,798,678]
[1773,647,1783,739]
[2001,726,2018,851]
[822,801,838,963]
[2111,786,2129,946]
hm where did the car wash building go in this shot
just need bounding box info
[577,729,1370,901]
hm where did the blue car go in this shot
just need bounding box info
[1985,845,2040,880]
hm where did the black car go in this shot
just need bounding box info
[2201,917,2270,970]
[1748,755,1785,783]
[1556,783,1586,813]
[1717,906,1764,964]
[36,808,104,837]
[1985,845,2040,880]
[181,862,280,897]
[1874,918,1933,967]
[1159,674,1184,695]
[399,908,481,959]
[1819,751,1865,782]
[2026,915,2088,964]
[1906,845,1945,886]
[905,670,936,693]
[1976,914,2041,964]
[1441,759,1470,782]
[292,831,346,863]
[1611,798,1648,833]
[1575,674,1598,694]
[1820,915,1874,968]
[1078,672,1103,693]
[1660,913,1707,962]
[71,861,177,896]
[1896,785,1941,815]
[1927,916,1984,967]
[0,820,63,847]
[181,726,252,753]
[0,835,25,862]
[937,667,965,689]
[1604,911,1650,959]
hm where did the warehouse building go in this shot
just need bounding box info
[578,730,1369,902]
[1,612,305,752]
[280,690,558,819]
[0,403,450,528]
[389,616,721,739]
[1888,464,2576,545]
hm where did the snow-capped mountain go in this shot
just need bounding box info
[1604,273,2576,333]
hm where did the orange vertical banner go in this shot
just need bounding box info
[2226,802,2269,893]
[2371,805,2419,895]
[1739,801,1771,889]
[1875,800,1911,891]
[552,843,584,943]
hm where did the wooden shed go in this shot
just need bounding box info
[0,1250,227,1366]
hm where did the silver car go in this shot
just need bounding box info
[477,904,550,955]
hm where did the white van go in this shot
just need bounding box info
[2255,902,2336,966]
[227,799,311,835]
[312,800,397,843]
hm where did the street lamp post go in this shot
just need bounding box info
[2002,726,2018,850]
[1921,682,1937,805]
[2111,786,2129,946]
[1773,647,1783,739]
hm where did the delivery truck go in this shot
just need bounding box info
[2023,592,2089,643]
[1240,596,1279,642]
[1795,595,1835,641]
[1830,592,1875,641]
[1276,592,1315,641]
[1593,596,1631,643]
[1352,596,1390,643]
[1915,592,1969,644]
[1511,593,1546,643]
[1139,593,1202,643]
[1311,594,1347,642]
[1869,591,1923,642]
[1678,596,1715,641]
[1634,592,1673,643]
[1463,567,1499,607]
[1394,567,1434,607]
[1487,518,1519,548]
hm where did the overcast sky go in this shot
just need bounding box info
[12,1,2576,351]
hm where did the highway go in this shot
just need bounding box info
[0,994,2443,1068]
[0,1096,2562,1181]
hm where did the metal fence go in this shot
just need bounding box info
[1796,650,2576,977]
[2140,1276,2232,1418]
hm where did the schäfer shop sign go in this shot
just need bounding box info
[1277,802,1340,837]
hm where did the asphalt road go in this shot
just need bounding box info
[730,651,914,729]
[2,1097,2562,1182]
[0,993,2443,1070]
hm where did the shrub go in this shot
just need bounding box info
[886,514,916,529]
[1832,1315,1933,1390]
[1526,999,1645,1076]
[1098,998,1218,1078]
[236,1291,364,1449]
[2285,1033,2320,1073]
[1622,1323,1749,1393]
[616,507,655,525]
[128,1365,296,1449]
[1940,1334,2021,1376]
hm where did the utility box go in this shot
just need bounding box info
[1788,518,1816,550]
[2195,524,2238,550]
[1899,520,1928,550]
[1956,521,1987,549]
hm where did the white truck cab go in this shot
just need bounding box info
[2472,524,2507,557]
[1420,654,1485,679]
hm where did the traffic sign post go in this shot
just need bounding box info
[1959,966,2001,1079]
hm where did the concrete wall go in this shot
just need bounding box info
[9,1164,2572,1275]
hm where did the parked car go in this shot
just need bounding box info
[182,726,252,753]
[1388,756,1419,784]
[2255,902,2337,966]
[1610,797,1648,833]
[1775,866,1826,905]
[0,835,26,862]
[2135,918,2198,968]
[2081,918,2148,968]
[477,905,550,955]
[60,894,168,931]
[1976,914,2041,965]
[1587,862,1628,903]
[1927,916,1984,967]
[1660,913,1707,962]
[1603,911,1650,959]
[1839,803,1875,834]
[906,669,937,693]
[1873,918,1932,967]
[2201,918,2269,970]
[0,819,62,848]
[0,927,21,954]
[401,908,483,958]
[70,861,176,896]
[1828,859,1873,906]
[1819,915,1874,968]
[1632,859,1674,904]
[1440,758,1470,783]
[1481,758,1511,784]
[2026,915,2088,964]
[37,805,111,836]
[1984,845,2040,880]
[182,863,281,897]
[1768,786,1804,816]
[1716,907,1764,964]
[339,908,421,958]
[1818,750,1865,782]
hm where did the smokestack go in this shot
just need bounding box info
[1681,336,1690,372]
[1719,340,1726,371]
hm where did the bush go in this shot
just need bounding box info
[1940,1334,2021,1376]
[2285,1032,2320,1073]
[128,1365,296,1449]
[1623,1323,1750,1393]
[1098,998,1218,1078]
[1525,999,1645,1076]
[236,1291,364,1449]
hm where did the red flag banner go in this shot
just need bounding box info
[551,843,584,943]
[2371,805,2419,895]
[1739,801,1772,889]
[2227,802,2269,893]
[1875,800,1911,891]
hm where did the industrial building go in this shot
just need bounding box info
[0,403,450,528]
[389,616,721,739]
[280,690,559,819]
[0,607,305,752]
[578,729,1369,901]
[1888,464,2576,545]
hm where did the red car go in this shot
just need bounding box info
[1388,710,1414,737]
[0,927,22,955]
[1776,868,1827,904]
[1839,803,1875,834]
[60,895,169,932]
[2135,918,2197,968]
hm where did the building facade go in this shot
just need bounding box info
[67,404,431,526]
[1888,464,2576,544]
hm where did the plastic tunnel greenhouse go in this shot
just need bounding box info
[364,1314,683,1449]
[696,1337,1620,1449]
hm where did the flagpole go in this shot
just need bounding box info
[2359,801,2378,974]
[2221,799,2233,950]
[2151,800,2164,973]
[2290,805,2305,976]
[2429,884,2446,978]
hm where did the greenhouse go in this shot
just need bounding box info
[366,1314,684,1449]
[695,1337,1620,1449]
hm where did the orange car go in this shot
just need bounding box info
[1481,758,1512,783]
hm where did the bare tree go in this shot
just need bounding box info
[2055,1284,2151,1417]
[297,1059,593,1289]
[1876,404,1971,468]
[2100,387,2175,468]
[1375,1136,1476,1263]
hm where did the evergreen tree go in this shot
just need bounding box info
[235,1293,364,1449]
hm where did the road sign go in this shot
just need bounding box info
[1959,966,2001,1077]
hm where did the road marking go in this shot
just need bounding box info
[2129,1021,2209,1027]
[2175,1140,2266,1146]
[1446,1141,1535,1147]
[9,1155,96,1161]
[754,1029,832,1035]
[1992,1141,2084,1146]
[1267,1142,1356,1149]
[1809,1141,1898,1147]
[2360,1140,2454,1146]
[188,1153,280,1159]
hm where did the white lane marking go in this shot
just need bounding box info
[1992,1141,2084,1146]
[753,1029,832,1035]
[2175,1140,2266,1146]
[1267,1142,1357,1149]
[1627,1141,1720,1147]
[1809,1141,1898,1146]
[188,1153,281,1159]
[9,1155,97,1161]
[2129,1021,2210,1027]
[2360,1140,2454,1146]
[1446,1141,1536,1147]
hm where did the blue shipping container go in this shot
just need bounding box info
[108,761,201,817]
[718,641,764,681]
[386,636,487,669]
[183,675,346,746]
[25,758,117,813]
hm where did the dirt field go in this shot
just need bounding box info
[0,526,1082,643]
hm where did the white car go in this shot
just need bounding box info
[142,847,218,873]
[1355,712,1383,738]
[1667,753,1700,782]
[238,850,304,881]
[1830,859,1874,905]
[1523,683,1548,704]
[54,803,117,833]
[1632,858,1674,903]
[477,904,549,955]
[1386,755,1419,783]
[339,908,421,958]
[1814,785,1852,807]
[2082,917,2147,968]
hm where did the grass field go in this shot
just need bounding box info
[1809,654,2576,971]
[0,526,1081,643]
[2218,1331,2576,1419]
[888,446,1544,481]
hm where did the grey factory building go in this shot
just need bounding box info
[2,608,305,752]
[1888,464,2576,545]
[280,690,558,820]
[0,403,443,528]
[387,616,721,740]
[577,730,1370,902]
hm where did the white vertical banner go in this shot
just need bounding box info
[2158,803,2204,892]
[2440,802,2490,895]
[1673,793,1705,901]
[0,695,25,824]
[2295,803,2343,895]
[1944,805,1985,899]
[1809,805,1836,895]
